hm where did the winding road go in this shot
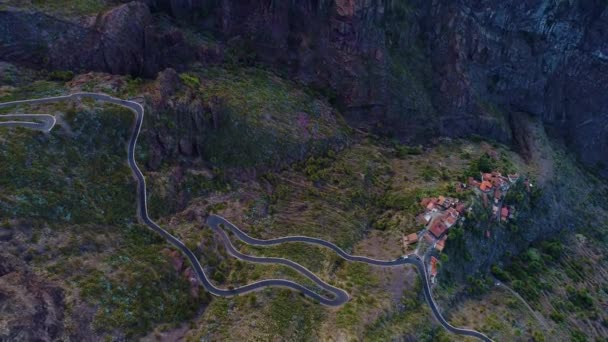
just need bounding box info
[0,93,493,341]
[0,114,56,132]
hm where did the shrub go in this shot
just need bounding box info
[464,154,498,178]
[491,264,510,281]
[532,330,545,342]
[420,165,438,181]
[540,240,563,260]
[395,144,422,157]
[549,311,565,322]
[48,70,74,82]
[213,271,225,283]
[570,330,587,342]
[179,73,201,88]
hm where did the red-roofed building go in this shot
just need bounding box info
[482,173,493,181]
[420,198,433,208]
[444,215,457,228]
[437,196,446,206]
[406,233,419,243]
[446,207,459,217]
[436,236,447,252]
[430,256,439,277]
[429,220,447,238]
[480,180,493,191]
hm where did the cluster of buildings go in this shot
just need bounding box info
[416,196,466,252]
[468,172,518,196]
[468,171,521,223]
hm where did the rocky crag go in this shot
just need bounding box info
[2,1,607,176]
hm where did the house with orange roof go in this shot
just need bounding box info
[443,215,457,228]
[405,233,418,243]
[420,198,433,208]
[435,236,447,252]
[437,195,446,206]
[446,207,459,217]
[426,200,439,211]
[403,233,419,250]
[480,180,493,192]
[430,256,439,280]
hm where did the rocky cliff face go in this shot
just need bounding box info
[145,0,608,175]
[0,2,213,76]
[193,0,438,140]
[423,0,608,176]
[0,253,68,341]
[1,0,606,175]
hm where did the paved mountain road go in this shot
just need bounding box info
[0,93,493,342]
[208,215,493,341]
[0,114,56,132]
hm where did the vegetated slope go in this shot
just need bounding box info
[139,66,349,171]
[0,1,607,342]
[0,83,599,340]
[151,135,538,341]
[436,116,608,341]
[0,90,205,340]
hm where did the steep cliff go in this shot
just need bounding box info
[423,0,608,176]
[0,1,215,76]
[141,0,608,175]
[1,1,606,175]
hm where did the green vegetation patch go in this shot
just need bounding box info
[249,142,392,248]
[0,104,135,224]
[264,290,325,339]
[5,0,115,16]
[0,80,65,103]
[195,67,348,168]
[77,224,205,337]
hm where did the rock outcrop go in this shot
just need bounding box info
[422,0,608,176]
[0,1,204,76]
[1,0,607,175]
[140,0,608,175]
[0,254,66,341]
